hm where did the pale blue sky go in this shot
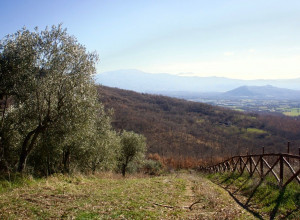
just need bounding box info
[1,0,300,79]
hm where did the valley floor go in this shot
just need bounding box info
[0,172,256,219]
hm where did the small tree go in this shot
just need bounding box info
[118,131,146,177]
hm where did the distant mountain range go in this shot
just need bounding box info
[95,69,300,93]
[223,85,300,100]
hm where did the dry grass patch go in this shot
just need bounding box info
[0,173,187,219]
[0,172,256,219]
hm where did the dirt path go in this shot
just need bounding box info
[179,172,256,219]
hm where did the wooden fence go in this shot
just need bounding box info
[200,147,300,188]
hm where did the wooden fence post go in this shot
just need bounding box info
[203,149,300,188]
[260,156,263,178]
[287,142,290,163]
[239,157,242,174]
[261,147,264,178]
[249,156,253,175]
[279,155,284,188]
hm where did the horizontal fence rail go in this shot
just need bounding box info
[200,153,300,188]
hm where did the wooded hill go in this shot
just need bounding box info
[98,86,300,165]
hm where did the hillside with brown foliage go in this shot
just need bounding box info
[98,86,300,166]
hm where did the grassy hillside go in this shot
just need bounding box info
[207,172,300,219]
[98,86,300,165]
[2,172,298,219]
[0,172,254,219]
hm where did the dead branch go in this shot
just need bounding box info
[189,199,202,210]
[153,203,175,209]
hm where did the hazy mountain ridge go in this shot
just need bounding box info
[95,69,300,93]
[223,85,300,100]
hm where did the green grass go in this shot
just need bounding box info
[6,171,296,219]
[234,108,245,112]
[0,174,43,193]
[0,172,257,219]
[246,128,267,134]
[207,172,300,219]
[0,173,189,219]
[283,108,300,117]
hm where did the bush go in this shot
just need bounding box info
[143,159,163,176]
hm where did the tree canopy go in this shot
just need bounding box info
[0,25,96,173]
[0,25,147,176]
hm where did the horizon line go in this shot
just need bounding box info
[96,69,300,81]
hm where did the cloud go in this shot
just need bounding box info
[248,49,255,53]
[224,51,235,56]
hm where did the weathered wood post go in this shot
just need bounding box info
[260,147,264,178]
[287,142,290,163]
[279,154,284,188]
[239,157,242,174]
[233,158,238,172]
[250,156,253,175]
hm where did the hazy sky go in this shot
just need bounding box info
[1,0,300,79]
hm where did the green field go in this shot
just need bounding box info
[246,128,267,134]
[283,108,300,116]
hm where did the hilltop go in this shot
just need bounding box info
[98,86,300,164]
[223,85,300,100]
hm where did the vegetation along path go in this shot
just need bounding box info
[0,172,256,219]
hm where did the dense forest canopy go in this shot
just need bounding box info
[98,86,300,166]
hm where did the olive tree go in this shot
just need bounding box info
[70,107,121,173]
[0,25,99,173]
[118,131,146,176]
